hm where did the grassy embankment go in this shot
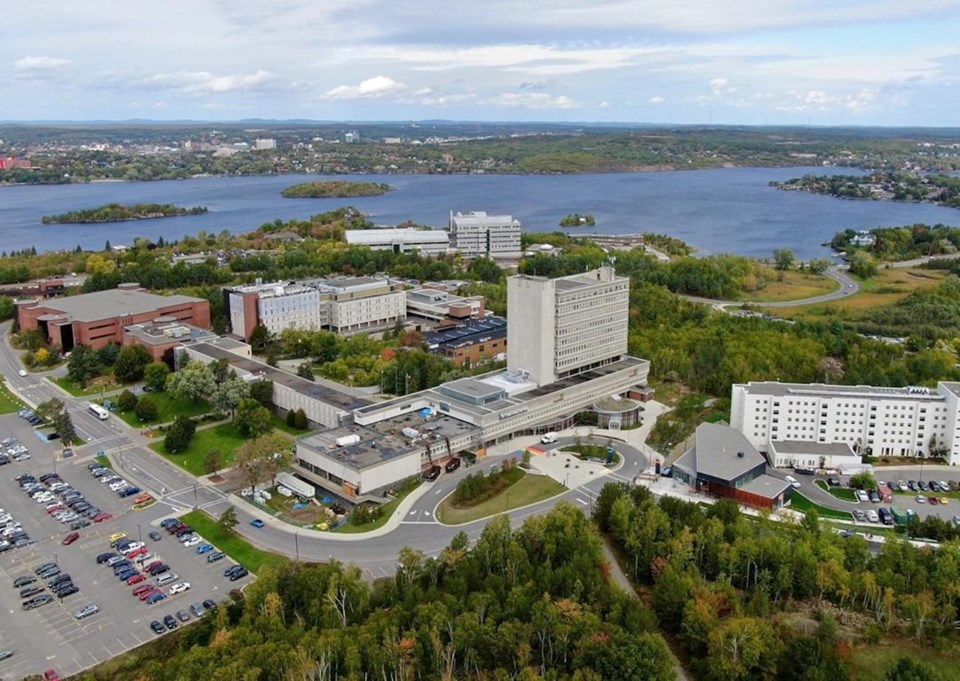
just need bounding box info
[738,270,840,303]
[180,510,288,574]
[437,470,566,525]
[814,480,859,501]
[789,492,853,521]
[149,423,248,476]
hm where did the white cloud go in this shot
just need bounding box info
[14,56,71,79]
[649,95,665,104]
[325,75,405,99]
[488,92,579,109]
[142,69,276,95]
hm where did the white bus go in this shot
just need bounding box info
[88,403,109,420]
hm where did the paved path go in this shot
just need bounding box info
[683,266,859,309]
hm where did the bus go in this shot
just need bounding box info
[88,403,109,420]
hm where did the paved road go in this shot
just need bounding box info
[683,266,859,308]
[889,252,960,269]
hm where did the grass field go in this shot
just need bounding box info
[180,510,289,574]
[0,380,26,414]
[768,267,946,320]
[814,480,858,501]
[51,374,121,397]
[117,392,213,427]
[739,271,839,303]
[851,642,960,680]
[436,471,566,525]
[788,492,854,521]
[149,423,248,476]
[335,480,422,533]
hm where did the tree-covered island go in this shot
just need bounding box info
[41,203,208,224]
[559,213,596,227]
[280,180,392,198]
[771,171,960,208]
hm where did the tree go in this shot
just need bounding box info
[204,448,224,477]
[575,630,675,681]
[706,617,780,681]
[67,344,100,387]
[113,344,152,383]
[848,251,878,278]
[116,389,138,412]
[164,415,196,453]
[773,248,795,271]
[210,374,250,419]
[249,324,273,354]
[218,505,239,532]
[849,472,876,490]
[35,398,77,444]
[95,342,121,366]
[236,398,273,437]
[248,379,274,409]
[235,433,289,494]
[143,361,171,391]
[884,657,943,681]
[135,396,159,423]
[166,360,216,403]
[294,408,308,430]
[808,257,833,275]
[296,362,315,381]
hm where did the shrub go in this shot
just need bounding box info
[135,396,158,423]
[117,389,138,412]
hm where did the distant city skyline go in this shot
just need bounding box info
[4,0,959,126]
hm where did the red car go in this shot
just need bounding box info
[44,670,61,681]
[139,588,160,601]
[61,532,80,546]
[93,512,113,523]
[126,573,146,585]
[132,584,154,597]
[144,560,163,572]
[127,546,148,559]
[46,505,65,514]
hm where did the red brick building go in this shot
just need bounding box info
[16,283,211,352]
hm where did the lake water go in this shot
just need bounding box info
[2,167,959,259]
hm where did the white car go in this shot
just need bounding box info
[917,495,928,504]
[168,582,191,595]
[109,481,128,492]
[866,510,879,523]
[856,490,869,502]
[182,536,202,548]
[785,475,801,489]
[120,542,143,554]
[17,369,27,377]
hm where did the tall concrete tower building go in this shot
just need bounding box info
[507,264,629,386]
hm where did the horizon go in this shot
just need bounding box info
[4,1,959,126]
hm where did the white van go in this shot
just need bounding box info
[785,475,801,489]
[540,432,558,444]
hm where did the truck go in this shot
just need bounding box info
[540,432,558,444]
[891,507,913,526]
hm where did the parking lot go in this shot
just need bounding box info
[0,414,251,680]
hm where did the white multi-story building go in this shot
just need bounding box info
[254,138,277,150]
[507,265,629,386]
[449,211,522,259]
[731,381,960,465]
[345,228,451,256]
[225,276,405,340]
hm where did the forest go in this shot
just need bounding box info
[595,483,959,681]
[75,505,678,681]
[775,172,960,209]
[41,203,208,224]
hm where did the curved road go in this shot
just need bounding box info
[684,266,859,308]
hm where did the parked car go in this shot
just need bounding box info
[145,591,167,605]
[229,567,249,581]
[176,609,191,622]
[207,551,226,563]
[148,530,162,542]
[196,543,214,554]
[13,575,37,588]
[169,582,191,595]
[149,620,165,634]
[163,614,178,629]
[62,532,80,545]
[133,584,156,597]
[249,518,265,528]
[189,602,206,617]
[74,603,99,619]
[202,598,218,611]
[156,573,179,587]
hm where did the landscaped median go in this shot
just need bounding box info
[814,479,858,501]
[180,510,288,574]
[436,463,566,525]
[788,492,854,521]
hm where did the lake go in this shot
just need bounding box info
[2,168,959,259]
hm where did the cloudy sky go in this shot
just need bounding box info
[3,0,960,125]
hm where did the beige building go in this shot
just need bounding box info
[449,211,522,259]
[507,265,629,386]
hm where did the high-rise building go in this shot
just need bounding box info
[254,138,277,150]
[507,265,629,386]
[449,211,522,259]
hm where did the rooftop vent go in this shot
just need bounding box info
[737,451,745,458]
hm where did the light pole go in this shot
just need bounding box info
[137,523,142,545]
[294,531,300,562]
[52,452,57,476]
[193,484,198,509]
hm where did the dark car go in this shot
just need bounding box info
[70,519,91,531]
[423,465,442,481]
[202,598,218,611]
[20,585,44,599]
[175,526,194,537]
[163,614,178,629]
[207,551,226,563]
[119,487,141,498]
[62,532,80,546]
[48,574,72,588]
[224,564,244,577]
[117,569,137,581]
[868,490,880,504]
[34,562,57,575]
[919,480,930,491]
[160,518,179,528]
[13,575,37,588]
[37,566,60,580]
[53,584,79,599]
[23,594,54,610]
[148,563,170,576]
[228,567,249,581]
[444,458,462,473]
[908,480,918,491]
[149,620,165,634]
[148,530,162,542]
[176,609,191,622]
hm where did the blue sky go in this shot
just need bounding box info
[3,0,960,125]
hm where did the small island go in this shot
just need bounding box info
[42,203,208,224]
[559,213,596,227]
[281,181,392,198]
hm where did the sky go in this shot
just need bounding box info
[3,0,960,126]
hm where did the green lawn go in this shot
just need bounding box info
[51,375,121,397]
[271,414,312,437]
[0,380,26,414]
[335,480,421,534]
[851,642,960,680]
[788,492,853,521]
[437,471,567,525]
[117,391,213,427]
[180,510,289,574]
[95,454,112,469]
[814,480,858,501]
[149,423,248,476]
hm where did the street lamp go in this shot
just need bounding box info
[193,484,198,509]
[294,531,300,562]
[137,523,142,545]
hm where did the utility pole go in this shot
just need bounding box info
[294,531,300,562]
[193,484,198,509]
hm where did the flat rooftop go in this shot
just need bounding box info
[770,440,857,457]
[32,289,204,323]
[737,381,945,401]
[346,229,450,244]
[518,356,647,401]
[427,316,506,347]
[187,342,372,412]
[124,322,217,346]
[740,474,792,500]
